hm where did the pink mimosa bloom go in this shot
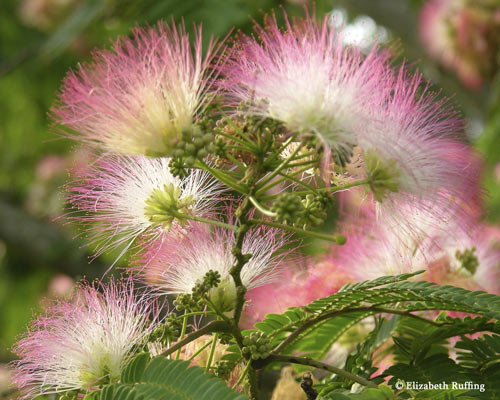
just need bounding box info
[329,211,422,282]
[427,225,500,294]
[135,224,291,312]
[67,154,224,258]
[53,21,221,155]
[358,70,482,242]
[12,279,159,398]
[221,11,481,244]
[419,0,481,89]
[329,209,500,294]
[419,0,499,90]
[220,12,392,154]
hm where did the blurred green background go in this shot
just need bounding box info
[0,0,499,395]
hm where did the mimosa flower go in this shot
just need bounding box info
[328,208,499,294]
[221,11,481,246]
[358,71,482,241]
[136,224,289,312]
[419,0,500,90]
[53,21,221,156]
[12,279,159,398]
[68,154,224,257]
[428,225,500,294]
[220,12,392,156]
[331,217,423,282]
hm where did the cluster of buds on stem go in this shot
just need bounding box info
[455,247,479,275]
[169,122,219,177]
[242,332,273,360]
[150,314,183,343]
[271,193,329,229]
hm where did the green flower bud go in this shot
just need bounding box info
[185,143,197,155]
[241,331,272,360]
[297,194,327,229]
[272,193,305,224]
[455,247,479,275]
[207,278,237,313]
[197,148,208,158]
[194,137,205,148]
[174,149,185,158]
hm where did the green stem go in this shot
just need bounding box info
[175,310,189,360]
[233,362,251,389]
[225,152,247,171]
[187,340,212,362]
[205,333,219,372]
[247,367,259,400]
[196,160,247,194]
[327,178,370,192]
[216,130,253,148]
[228,174,263,399]
[285,159,320,168]
[172,212,238,231]
[291,178,370,197]
[222,113,258,147]
[191,164,241,177]
[258,177,370,202]
[166,338,171,359]
[288,151,318,161]
[160,321,231,358]
[256,354,378,388]
[204,296,233,324]
[249,196,277,218]
[273,307,454,354]
[275,135,295,155]
[257,165,313,196]
[249,218,346,244]
[256,142,304,189]
[225,144,253,153]
[230,227,252,328]
[230,213,259,399]
[277,171,318,194]
[182,311,216,318]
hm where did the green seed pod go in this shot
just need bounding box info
[185,143,197,155]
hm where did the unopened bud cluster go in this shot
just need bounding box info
[213,115,286,168]
[213,360,233,379]
[272,193,329,229]
[173,270,234,314]
[242,332,273,360]
[456,247,479,275]
[193,270,222,296]
[169,126,217,176]
[150,314,183,343]
[173,293,205,312]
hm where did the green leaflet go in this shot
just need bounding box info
[383,329,500,400]
[92,354,248,400]
[456,334,500,370]
[391,315,500,364]
[323,385,395,399]
[385,352,500,400]
[249,272,500,358]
